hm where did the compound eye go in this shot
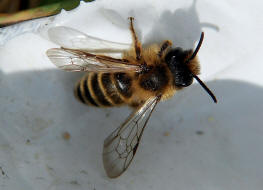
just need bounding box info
[165,48,183,64]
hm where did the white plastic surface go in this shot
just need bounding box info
[0,0,263,189]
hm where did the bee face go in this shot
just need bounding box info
[164,48,194,87]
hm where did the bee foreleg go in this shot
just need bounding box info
[158,40,172,57]
[129,17,142,60]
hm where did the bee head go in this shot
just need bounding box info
[165,32,217,103]
[165,47,196,87]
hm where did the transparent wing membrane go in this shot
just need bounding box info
[48,26,131,52]
[103,96,160,178]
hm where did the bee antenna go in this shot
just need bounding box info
[192,74,217,103]
[187,32,204,62]
[186,32,216,103]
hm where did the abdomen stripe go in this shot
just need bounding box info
[101,73,124,105]
[83,76,98,106]
[74,72,132,107]
[75,83,85,104]
[90,73,111,106]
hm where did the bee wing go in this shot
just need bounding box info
[46,48,141,72]
[48,26,131,52]
[103,96,161,178]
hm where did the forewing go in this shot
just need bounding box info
[48,26,131,52]
[46,48,141,72]
[103,96,160,178]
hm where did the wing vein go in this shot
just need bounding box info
[103,96,161,178]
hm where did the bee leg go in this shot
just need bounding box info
[129,17,142,60]
[158,40,172,57]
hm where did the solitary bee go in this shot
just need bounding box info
[47,17,217,178]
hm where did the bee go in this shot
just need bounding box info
[47,17,217,178]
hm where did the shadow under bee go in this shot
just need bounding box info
[1,69,263,180]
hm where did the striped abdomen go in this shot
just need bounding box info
[74,72,133,107]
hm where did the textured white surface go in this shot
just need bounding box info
[0,0,263,189]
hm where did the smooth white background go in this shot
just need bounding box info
[0,0,262,189]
